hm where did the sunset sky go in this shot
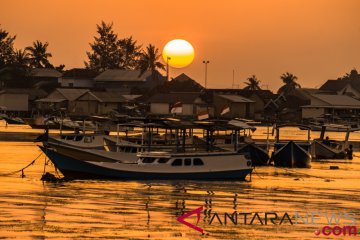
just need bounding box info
[2,0,360,91]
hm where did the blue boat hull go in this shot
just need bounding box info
[40,146,252,180]
[272,141,311,168]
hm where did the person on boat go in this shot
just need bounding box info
[347,144,353,160]
[323,136,331,146]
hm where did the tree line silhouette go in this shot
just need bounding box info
[0,21,304,95]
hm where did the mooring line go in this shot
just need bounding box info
[0,152,43,177]
[280,167,331,180]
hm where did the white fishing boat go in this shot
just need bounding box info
[40,146,253,180]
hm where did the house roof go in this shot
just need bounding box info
[56,88,89,101]
[319,79,349,92]
[147,92,202,104]
[217,94,255,103]
[91,91,127,103]
[94,69,152,82]
[35,98,65,103]
[122,95,142,101]
[0,88,47,99]
[311,94,360,106]
[0,89,30,94]
[208,89,275,103]
[62,68,98,79]
[172,73,196,82]
[30,68,62,78]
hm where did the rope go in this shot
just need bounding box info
[279,167,331,180]
[0,152,43,177]
[252,167,265,179]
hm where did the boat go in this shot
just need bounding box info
[39,119,254,180]
[3,116,25,125]
[311,125,352,159]
[207,119,270,166]
[271,124,312,168]
[0,106,7,120]
[39,146,253,180]
[303,122,360,132]
[237,143,269,166]
[25,116,85,130]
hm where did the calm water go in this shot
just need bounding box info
[1,123,360,239]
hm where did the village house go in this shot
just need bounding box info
[94,69,166,92]
[319,69,360,99]
[301,94,360,121]
[30,68,62,92]
[206,89,276,120]
[35,88,89,112]
[147,92,208,116]
[59,68,96,88]
[0,88,47,113]
[213,94,255,119]
[74,91,128,115]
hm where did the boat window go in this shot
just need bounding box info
[158,158,170,163]
[171,159,182,166]
[184,158,192,166]
[142,157,156,163]
[193,158,204,166]
[84,136,92,143]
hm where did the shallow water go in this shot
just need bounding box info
[1,123,360,239]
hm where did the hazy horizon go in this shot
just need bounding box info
[2,0,360,91]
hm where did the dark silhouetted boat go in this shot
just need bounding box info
[271,124,311,168]
[237,143,269,166]
[3,116,25,125]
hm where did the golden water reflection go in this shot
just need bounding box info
[0,141,359,239]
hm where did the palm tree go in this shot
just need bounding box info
[138,44,165,78]
[26,40,53,68]
[277,72,301,95]
[13,49,29,68]
[243,75,261,90]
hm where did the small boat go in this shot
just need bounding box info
[237,143,269,166]
[311,125,352,159]
[39,147,253,180]
[271,124,312,168]
[304,123,360,132]
[0,106,7,120]
[209,119,270,166]
[3,116,25,125]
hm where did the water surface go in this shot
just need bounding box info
[0,124,360,239]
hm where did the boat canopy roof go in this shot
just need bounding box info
[137,151,172,158]
[275,123,311,130]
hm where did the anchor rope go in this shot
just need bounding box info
[279,167,331,180]
[0,151,43,177]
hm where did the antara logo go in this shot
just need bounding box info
[176,206,204,233]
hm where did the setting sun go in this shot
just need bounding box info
[162,39,194,68]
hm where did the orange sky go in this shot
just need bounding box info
[2,0,360,91]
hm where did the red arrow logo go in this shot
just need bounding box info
[176,206,204,233]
